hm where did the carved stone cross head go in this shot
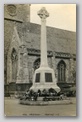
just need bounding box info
[37,7,49,19]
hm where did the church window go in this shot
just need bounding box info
[57,60,66,82]
[7,5,17,16]
[11,48,18,81]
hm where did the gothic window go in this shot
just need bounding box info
[57,60,66,82]
[33,58,40,71]
[11,48,18,81]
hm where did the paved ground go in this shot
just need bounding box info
[4,97,76,116]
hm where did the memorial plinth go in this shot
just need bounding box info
[30,7,60,93]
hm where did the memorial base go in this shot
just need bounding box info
[30,67,60,93]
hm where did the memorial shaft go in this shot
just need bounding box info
[41,18,48,67]
[38,7,49,67]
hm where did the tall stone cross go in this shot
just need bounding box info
[30,7,60,93]
[38,7,49,67]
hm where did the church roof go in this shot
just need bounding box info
[4,21,76,56]
[17,22,76,54]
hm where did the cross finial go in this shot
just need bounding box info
[37,7,49,19]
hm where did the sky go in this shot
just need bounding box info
[30,4,76,32]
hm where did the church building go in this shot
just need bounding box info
[4,4,76,94]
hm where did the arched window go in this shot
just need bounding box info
[11,48,18,81]
[33,58,40,71]
[57,60,66,82]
